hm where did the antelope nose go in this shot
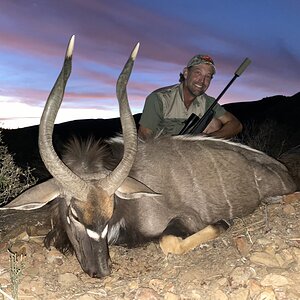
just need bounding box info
[88,262,111,278]
[90,267,111,278]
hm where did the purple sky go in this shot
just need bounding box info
[0,0,299,128]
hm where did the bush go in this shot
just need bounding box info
[0,130,37,207]
[239,119,287,158]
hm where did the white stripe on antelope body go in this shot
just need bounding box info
[1,37,297,278]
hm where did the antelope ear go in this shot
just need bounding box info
[0,178,60,210]
[115,177,161,200]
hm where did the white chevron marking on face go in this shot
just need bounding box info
[86,228,100,241]
[101,225,109,239]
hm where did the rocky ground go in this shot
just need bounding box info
[1,193,300,300]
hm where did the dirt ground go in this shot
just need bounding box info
[1,193,300,300]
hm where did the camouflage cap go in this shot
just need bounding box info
[186,54,216,73]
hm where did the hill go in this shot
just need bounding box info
[225,92,300,156]
[1,92,299,180]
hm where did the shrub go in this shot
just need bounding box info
[239,119,287,158]
[0,130,37,207]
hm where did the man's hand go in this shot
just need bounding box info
[206,112,243,139]
[138,125,154,141]
[203,117,222,134]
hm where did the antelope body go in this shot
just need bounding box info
[2,37,297,278]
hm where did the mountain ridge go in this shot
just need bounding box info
[1,92,299,180]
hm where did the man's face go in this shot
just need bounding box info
[183,64,214,97]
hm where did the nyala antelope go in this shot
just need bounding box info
[2,36,297,278]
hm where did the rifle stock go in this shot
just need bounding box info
[178,113,199,135]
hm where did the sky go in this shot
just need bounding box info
[0,0,299,129]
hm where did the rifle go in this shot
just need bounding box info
[178,57,251,135]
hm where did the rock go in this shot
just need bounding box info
[286,290,300,300]
[271,237,287,250]
[282,204,296,215]
[8,241,30,257]
[128,280,139,290]
[234,236,251,257]
[134,287,161,300]
[264,244,277,256]
[211,289,228,300]
[275,249,295,268]
[248,278,262,296]
[229,267,255,287]
[216,277,228,287]
[26,225,49,237]
[20,276,45,295]
[0,277,10,286]
[75,294,96,300]
[249,251,280,268]
[184,289,206,299]
[229,288,249,300]
[292,247,300,266]
[261,274,291,287]
[164,291,180,300]
[255,287,276,300]
[0,241,8,251]
[283,192,300,204]
[15,231,30,242]
[149,278,165,292]
[256,238,272,246]
[32,252,46,263]
[25,265,41,277]
[46,248,64,265]
[58,272,79,286]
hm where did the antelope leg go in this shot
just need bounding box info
[159,225,221,255]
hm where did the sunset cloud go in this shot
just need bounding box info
[0,0,299,128]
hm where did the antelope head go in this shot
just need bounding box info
[3,36,140,278]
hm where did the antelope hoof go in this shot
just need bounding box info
[159,235,184,255]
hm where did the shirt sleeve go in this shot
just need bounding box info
[205,96,227,118]
[213,103,226,118]
[139,92,163,132]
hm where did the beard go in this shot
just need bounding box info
[187,83,207,97]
